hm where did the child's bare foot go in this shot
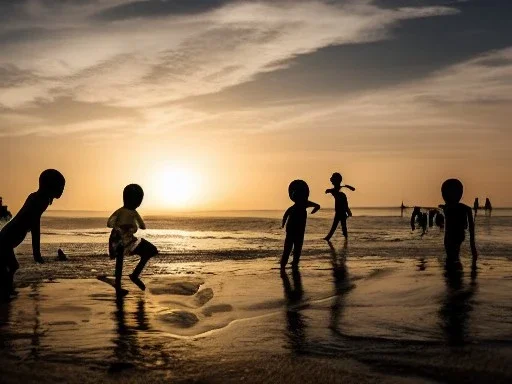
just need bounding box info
[129,274,146,291]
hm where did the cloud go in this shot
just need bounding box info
[248,47,512,133]
[0,0,457,115]
[93,0,232,21]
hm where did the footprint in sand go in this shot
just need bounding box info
[150,281,203,296]
[201,304,233,317]
[194,288,214,306]
[158,310,199,328]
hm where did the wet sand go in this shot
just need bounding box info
[2,253,512,383]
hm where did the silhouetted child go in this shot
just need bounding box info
[324,173,353,240]
[281,180,320,269]
[0,169,65,300]
[410,206,422,231]
[440,179,477,269]
[107,184,158,296]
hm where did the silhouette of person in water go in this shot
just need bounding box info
[107,184,158,297]
[410,206,422,231]
[280,268,307,354]
[484,198,492,216]
[109,298,149,373]
[428,209,437,228]
[420,212,428,235]
[281,180,320,269]
[324,173,353,241]
[328,240,354,332]
[473,198,479,217]
[439,266,477,346]
[439,179,477,269]
[0,170,65,300]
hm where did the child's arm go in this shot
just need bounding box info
[135,211,146,230]
[342,194,352,217]
[307,200,320,214]
[325,188,335,195]
[31,217,45,264]
[107,209,119,228]
[282,207,291,228]
[467,206,477,264]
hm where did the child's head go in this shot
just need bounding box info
[39,169,65,199]
[330,172,342,187]
[288,179,309,203]
[441,178,463,204]
[123,184,144,209]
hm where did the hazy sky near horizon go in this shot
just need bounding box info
[1,0,511,212]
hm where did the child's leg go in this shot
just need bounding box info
[281,235,294,268]
[291,235,304,268]
[131,239,158,277]
[340,217,348,238]
[3,248,19,297]
[130,239,158,290]
[324,215,340,240]
[114,252,124,290]
[444,237,462,265]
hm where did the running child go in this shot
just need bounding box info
[107,184,158,297]
[324,172,354,241]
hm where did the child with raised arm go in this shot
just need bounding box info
[440,179,477,269]
[324,172,354,241]
[0,169,65,300]
[281,180,320,269]
[107,184,158,297]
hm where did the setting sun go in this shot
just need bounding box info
[151,167,201,209]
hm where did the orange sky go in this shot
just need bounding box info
[1,1,511,212]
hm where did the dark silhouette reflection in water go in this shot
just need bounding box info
[328,240,354,332]
[110,297,149,372]
[0,298,11,351]
[280,269,307,354]
[439,265,478,347]
[30,284,42,360]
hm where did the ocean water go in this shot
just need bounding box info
[4,207,511,281]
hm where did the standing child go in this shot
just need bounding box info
[0,169,65,300]
[281,180,320,269]
[440,179,477,269]
[107,184,158,297]
[324,173,353,241]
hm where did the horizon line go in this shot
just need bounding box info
[46,206,510,213]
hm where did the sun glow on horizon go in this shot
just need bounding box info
[150,166,201,209]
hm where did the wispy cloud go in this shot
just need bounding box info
[0,0,458,136]
[250,47,512,133]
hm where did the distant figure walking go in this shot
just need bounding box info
[324,173,354,241]
[281,180,320,269]
[0,170,65,300]
[473,198,479,217]
[107,184,158,297]
[484,198,492,216]
[400,201,406,217]
[440,179,477,269]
